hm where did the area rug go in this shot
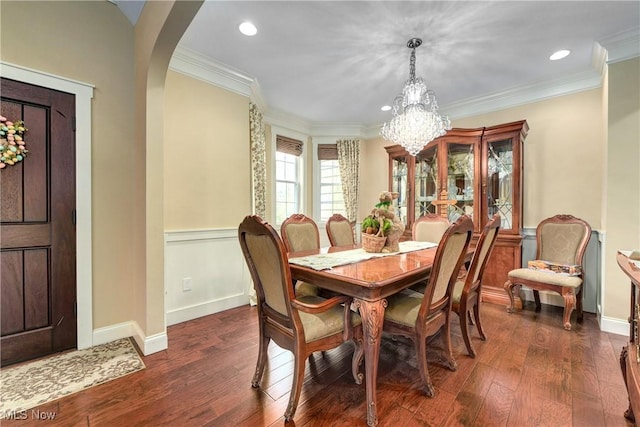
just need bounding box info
[0,337,145,418]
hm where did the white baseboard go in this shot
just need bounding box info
[600,316,629,337]
[93,321,168,356]
[166,294,250,326]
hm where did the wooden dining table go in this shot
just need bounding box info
[289,243,464,426]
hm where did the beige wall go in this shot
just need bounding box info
[359,136,392,219]
[163,71,251,229]
[1,1,137,329]
[604,57,640,321]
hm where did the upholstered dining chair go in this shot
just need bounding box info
[505,214,591,331]
[409,214,452,294]
[281,214,321,297]
[238,215,363,422]
[451,214,501,358]
[412,213,451,244]
[381,215,473,397]
[326,213,356,247]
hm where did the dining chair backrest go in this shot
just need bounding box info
[467,214,501,286]
[326,213,355,246]
[239,215,294,318]
[537,216,591,267]
[423,215,473,313]
[281,214,321,253]
[412,213,451,244]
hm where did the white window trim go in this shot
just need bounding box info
[271,126,307,225]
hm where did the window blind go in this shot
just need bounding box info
[317,144,338,160]
[276,135,303,157]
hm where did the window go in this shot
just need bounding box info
[275,135,303,224]
[317,144,345,221]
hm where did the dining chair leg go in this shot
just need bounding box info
[251,333,270,388]
[285,348,307,421]
[561,289,577,331]
[459,303,476,358]
[533,289,542,311]
[415,336,435,397]
[473,298,487,341]
[504,279,518,313]
[441,318,458,371]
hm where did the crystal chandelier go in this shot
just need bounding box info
[381,38,451,156]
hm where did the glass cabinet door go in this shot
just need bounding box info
[446,143,475,222]
[486,138,514,230]
[414,145,438,219]
[391,156,409,225]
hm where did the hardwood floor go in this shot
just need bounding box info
[5,301,634,426]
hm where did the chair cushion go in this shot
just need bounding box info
[297,296,361,343]
[508,268,583,288]
[295,281,319,297]
[384,289,425,327]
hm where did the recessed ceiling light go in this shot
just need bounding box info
[239,22,257,36]
[549,49,571,61]
[381,105,391,112]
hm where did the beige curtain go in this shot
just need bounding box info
[337,139,360,223]
[249,103,267,218]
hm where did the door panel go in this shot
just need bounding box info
[0,78,76,366]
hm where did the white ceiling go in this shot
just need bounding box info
[113,1,639,129]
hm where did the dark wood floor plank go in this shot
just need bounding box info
[572,391,606,427]
[3,303,635,427]
[474,381,514,426]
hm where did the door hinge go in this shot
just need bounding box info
[74,301,77,318]
[72,116,76,131]
[72,209,76,225]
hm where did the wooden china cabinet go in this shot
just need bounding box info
[386,120,529,306]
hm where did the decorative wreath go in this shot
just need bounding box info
[0,115,28,169]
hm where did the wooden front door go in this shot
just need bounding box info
[0,78,76,366]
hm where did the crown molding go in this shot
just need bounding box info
[440,69,602,120]
[262,108,312,135]
[169,46,267,113]
[598,27,640,64]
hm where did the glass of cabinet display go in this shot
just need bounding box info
[415,147,438,217]
[487,139,514,230]
[446,143,474,223]
[391,157,408,225]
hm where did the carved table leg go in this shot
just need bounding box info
[621,346,636,422]
[353,298,387,427]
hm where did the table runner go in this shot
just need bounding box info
[289,240,438,271]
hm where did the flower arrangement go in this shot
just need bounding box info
[0,116,28,168]
[361,191,404,253]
